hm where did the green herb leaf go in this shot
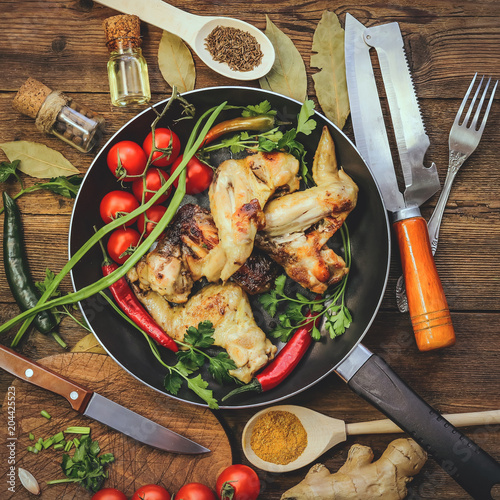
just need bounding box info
[176,348,205,370]
[33,175,82,198]
[242,101,276,117]
[258,289,280,317]
[163,370,184,395]
[186,374,219,410]
[208,352,237,385]
[184,321,215,349]
[296,100,317,136]
[0,160,20,183]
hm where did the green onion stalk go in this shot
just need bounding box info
[5,97,227,345]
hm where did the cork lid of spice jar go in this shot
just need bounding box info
[12,77,52,119]
[103,14,142,51]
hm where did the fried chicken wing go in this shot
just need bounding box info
[207,151,300,281]
[130,282,277,383]
[256,127,358,294]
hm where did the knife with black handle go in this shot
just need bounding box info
[0,343,209,454]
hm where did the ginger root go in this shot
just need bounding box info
[281,438,427,500]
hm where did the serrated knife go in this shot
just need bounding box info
[0,344,209,454]
[345,13,455,351]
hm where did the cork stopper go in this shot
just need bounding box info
[103,14,142,52]
[12,77,52,119]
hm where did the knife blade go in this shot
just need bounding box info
[0,344,209,454]
[345,13,455,352]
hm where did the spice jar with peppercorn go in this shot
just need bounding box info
[12,77,105,153]
[103,14,151,107]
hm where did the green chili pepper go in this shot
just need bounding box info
[2,192,66,348]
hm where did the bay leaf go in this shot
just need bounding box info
[259,16,307,103]
[0,141,79,178]
[71,333,107,355]
[311,11,350,129]
[158,31,196,93]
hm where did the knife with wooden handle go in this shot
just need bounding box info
[345,13,455,351]
[0,344,209,454]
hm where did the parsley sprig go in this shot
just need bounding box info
[201,100,317,185]
[259,224,352,342]
[100,292,235,409]
[0,160,82,214]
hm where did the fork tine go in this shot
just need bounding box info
[478,79,498,134]
[453,73,477,126]
[470,77,491,130]
[462,75,484,128]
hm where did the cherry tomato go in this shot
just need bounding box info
[174,483,216,500]
[170,156,213,195]
[107,227,141,264]
[143,128,181,167]
[107,140,148,181]
[216,465,260,500]
[137,205,168,236]
[99,190,140,226]
[91,489,127,500]
[132,484,171,500]
[132,167,171,204]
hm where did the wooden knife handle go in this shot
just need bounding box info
[0,344,93,412]
[393,216,456,351]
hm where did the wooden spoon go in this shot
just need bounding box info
[95,0,275,81]
[242,404,500,472]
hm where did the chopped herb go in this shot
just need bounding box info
[259,224,352,342]
[40,410,51,420]
[46,435,115,493]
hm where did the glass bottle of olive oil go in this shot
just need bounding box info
[103,14,151,107]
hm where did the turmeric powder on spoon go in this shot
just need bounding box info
[250,410,308,465]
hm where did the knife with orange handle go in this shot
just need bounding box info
[0,344,209,454]
[345,14,455,351]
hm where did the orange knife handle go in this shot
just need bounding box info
[393,216,456,351]
[0,344,93,412]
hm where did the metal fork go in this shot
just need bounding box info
[396,73,498,312]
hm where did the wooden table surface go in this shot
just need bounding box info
[1,1,499,499]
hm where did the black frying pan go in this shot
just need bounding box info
[69,87,500,499]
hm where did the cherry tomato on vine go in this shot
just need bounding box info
[137,205,168,236]
[107,140,148,181]
[170,155,213,195]
[91,488,127,500]
[99,190,140,226]
[216,465,260,500]
[132,484,171,500]
[132,167,171,204]
[174,483,216,500]
[107,227,141,264]
[143,128,181,167]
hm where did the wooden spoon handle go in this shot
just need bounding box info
[393,216,456,351]
[346,409,500,436]
[0,344,93,413]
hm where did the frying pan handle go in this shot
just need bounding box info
[393,215,456,351]
[338,347,500,500]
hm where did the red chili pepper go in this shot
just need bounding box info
[222,310,319,401]
[99,239,178,353]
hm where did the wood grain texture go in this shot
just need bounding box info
[0,353,232,498]
[0,0,499,498]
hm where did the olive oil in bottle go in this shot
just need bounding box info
[103,15,151,107]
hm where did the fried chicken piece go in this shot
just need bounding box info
[128,204,280,303]
[130,282,277,384]
[207,151,300,282]
[255,127,358,294]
